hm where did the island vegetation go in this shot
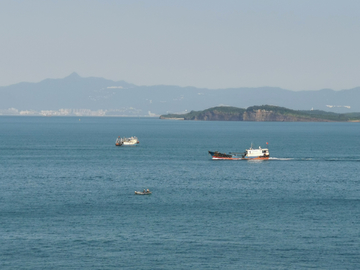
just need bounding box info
[160,105,360,122]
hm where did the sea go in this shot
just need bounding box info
[0,116,359,269]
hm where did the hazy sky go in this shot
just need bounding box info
[1,0,360,90]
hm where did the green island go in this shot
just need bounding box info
[160,105,360,122]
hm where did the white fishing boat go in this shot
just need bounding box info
[209,143,270,160]
[115,136,139,146]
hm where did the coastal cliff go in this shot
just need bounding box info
[160,105,360,122]
[241,108,326,122]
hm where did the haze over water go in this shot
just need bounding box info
[1,117,359,269]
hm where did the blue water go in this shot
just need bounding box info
[1,117,359,269]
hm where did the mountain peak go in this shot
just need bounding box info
[66,72,81,79]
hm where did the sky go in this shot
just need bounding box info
[1,0,360,90]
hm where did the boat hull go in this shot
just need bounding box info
[210,156,269,160]
[135,191,152,195]
[241,156,269,160]
[211,156,241,160]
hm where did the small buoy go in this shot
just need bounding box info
[79,119,81,121]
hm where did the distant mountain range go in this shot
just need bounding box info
[1,72,360,116]
[160,105,360,122]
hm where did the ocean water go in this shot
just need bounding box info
[0,116,359,269]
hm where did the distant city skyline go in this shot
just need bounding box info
[1,0,360,91]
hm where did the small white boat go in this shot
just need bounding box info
[115,136,139,146]
[135,190,152,195]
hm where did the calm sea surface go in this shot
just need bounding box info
[1,116,359,269]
